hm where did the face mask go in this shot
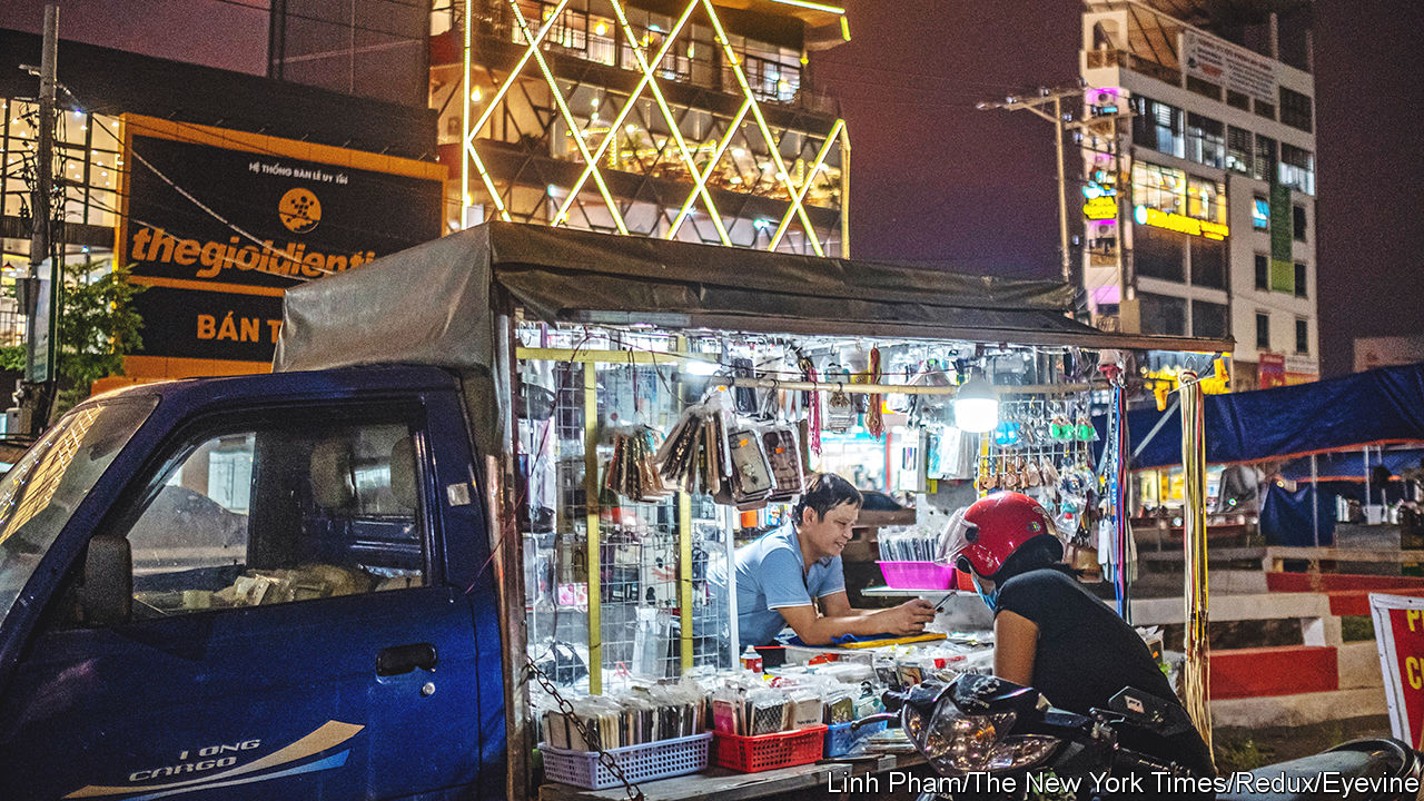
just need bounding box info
[970,572,999,611]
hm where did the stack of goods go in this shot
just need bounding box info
[876,526,955,589]
[603,426,671,503]
[539,681,711,789]
[655,395,804,509]
[706,675,828,772]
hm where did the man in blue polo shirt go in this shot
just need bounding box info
[725,473,936,650]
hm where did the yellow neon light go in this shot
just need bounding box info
[606,0,731,244]
[463,0,576,221]
[840,16,851,41]
[669,98,751,237]
[552,0,702,235]
[768,0,846,15]
[771,119,843,249]
[702,0,823,255]
[1136,206,1229,241]
[508,1,630,234]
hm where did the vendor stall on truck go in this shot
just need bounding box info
[0,222,1228,801]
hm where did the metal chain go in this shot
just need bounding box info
[526,656,645,801]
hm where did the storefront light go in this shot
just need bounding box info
[953,371,999,433]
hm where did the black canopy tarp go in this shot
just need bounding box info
[275,221,1228,375]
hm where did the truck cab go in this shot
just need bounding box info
[0,366,506,801]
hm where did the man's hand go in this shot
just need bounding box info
[878,599,937,636]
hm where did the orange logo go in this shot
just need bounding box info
[278,188,322,234]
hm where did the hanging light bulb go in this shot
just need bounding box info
[953,369,999,433]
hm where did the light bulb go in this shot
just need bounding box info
[953,373,999,433]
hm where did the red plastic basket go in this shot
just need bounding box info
[877,560,955,589]
[713,725,827,773]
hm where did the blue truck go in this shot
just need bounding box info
[0,366,508,800]
[0,223,1220,801]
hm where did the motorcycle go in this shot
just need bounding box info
[854,672,1424,800]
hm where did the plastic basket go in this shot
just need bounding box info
[714,725,827,773]
[540,732,712,790]
[878,560,955,589]
[823,720,887,758]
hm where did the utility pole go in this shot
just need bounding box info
[12,5,59,438]
[978,86,1083,288]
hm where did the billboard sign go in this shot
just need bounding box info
[1371,593,1424,749]
[117,115,445,377]
[1182,29,1277,105]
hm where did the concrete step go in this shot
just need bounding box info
[1337,641,1384,690]
[1211,687,1389,729]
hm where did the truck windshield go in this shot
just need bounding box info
[0,397,158,621]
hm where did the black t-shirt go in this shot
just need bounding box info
[997,566,1215,779]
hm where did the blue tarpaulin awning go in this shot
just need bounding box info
[1129,362,1424,470]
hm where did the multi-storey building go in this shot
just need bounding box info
[427,0,851,256]
[1078,0,1319,388]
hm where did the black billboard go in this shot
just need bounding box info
[120,119,444,371]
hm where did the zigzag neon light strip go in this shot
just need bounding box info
[461,0,847,253]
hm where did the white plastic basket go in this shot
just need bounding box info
[541,732,712,790]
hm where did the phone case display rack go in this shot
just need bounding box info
[519,346,735,694]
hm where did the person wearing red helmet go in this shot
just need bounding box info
[943,492,1216,783]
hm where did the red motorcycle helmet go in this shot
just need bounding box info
[942,492,1061,580]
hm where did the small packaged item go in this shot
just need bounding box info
[789,690,824,730]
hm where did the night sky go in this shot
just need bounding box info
[4,0,1421,375]
[817,0,1424,376]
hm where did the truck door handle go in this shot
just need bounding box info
[377,643,438,676]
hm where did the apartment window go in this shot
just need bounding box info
[1254,254,1270,290]
[1295,318,1310,354]
[1226,126,1252,174]
[1294,263,1308,298]
[1133,96,1184,158]
[1140,293,1189,337]
[1280,87,1314,133]
[1134,226,1186,282]
[1186,75,1222,101]
[1252,197,1271,231]
[1256,312,1271,350]
[1227,89,1251,111]
[1293,205,1308,242]
[1255,99,1276,120]
[1280,145,1316,195]
[1186,113,1225,168]
[1192,300,1230,340]
[1190,237,1226,289]
[1253,135,1276,182]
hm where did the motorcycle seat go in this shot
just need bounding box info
[1216,739,1412,800]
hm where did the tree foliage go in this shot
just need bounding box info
[49,260,146,419]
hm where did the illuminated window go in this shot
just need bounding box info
[1280,145,1315,195]
[1226,127,1252,174]
[1252,197,1270,231]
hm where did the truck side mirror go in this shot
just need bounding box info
[79,534,132,625]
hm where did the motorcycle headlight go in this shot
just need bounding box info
[918,705,1060,776]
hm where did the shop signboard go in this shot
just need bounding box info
[116,114,445,378]
[1182,29,1277,105]
[1371,593,1424,749]
[1257,352,1286,389]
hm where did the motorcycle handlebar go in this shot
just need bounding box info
[880,689,909,712]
